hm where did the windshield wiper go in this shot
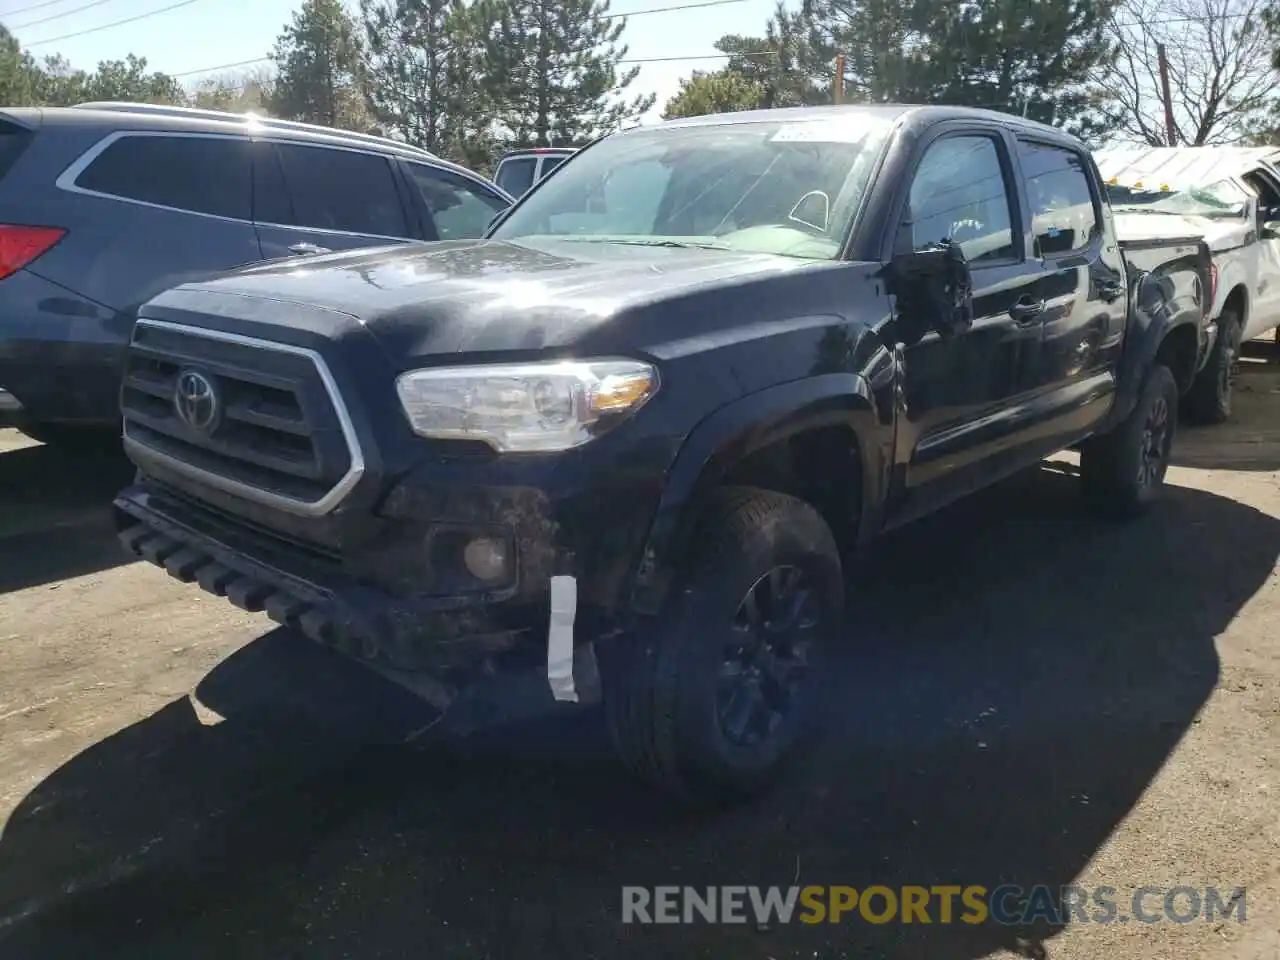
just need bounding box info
[554,236,730,249]
[605,238,730,249]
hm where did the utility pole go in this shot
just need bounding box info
[1157,43,1178,146]
[833,53,845,104]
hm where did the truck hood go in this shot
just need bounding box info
[1112,211,1251,253]
[152,238,822,367]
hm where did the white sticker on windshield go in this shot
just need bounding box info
[770,120,869,144]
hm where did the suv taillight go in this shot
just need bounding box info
[0,224,66,281]
[1207,262,1219,314]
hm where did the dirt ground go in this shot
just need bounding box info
[2,346,1279,960]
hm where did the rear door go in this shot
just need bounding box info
[399,161,511,240]
[40,131,261,312]
[251,140,420,258]
[1014,137,1126,448]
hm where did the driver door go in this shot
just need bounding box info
[887,127,1047,527]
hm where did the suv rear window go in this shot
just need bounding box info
[0,121,33,180]
[75,134,252,220]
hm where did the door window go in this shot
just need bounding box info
[906,135,1015,263]
[1018,140,1100,256]
[262,142,409,237]
[539,155,567,178]
[76,134,252,220]
[496,157,537,197]
[404,163,510,240]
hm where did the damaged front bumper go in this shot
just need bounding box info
[113,478,625,711]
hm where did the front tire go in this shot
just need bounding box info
[601,488,843,806]
[1184,309,1240,425]
[1080,364,1178,520]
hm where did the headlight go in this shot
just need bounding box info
[395,359,659,452]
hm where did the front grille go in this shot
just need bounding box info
[121,319,361,513]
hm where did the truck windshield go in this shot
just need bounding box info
[1108,178,1250,219]
[489,116,893,260]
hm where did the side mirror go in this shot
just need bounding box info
[886,241,974,346]
[1262,220,1280,240]
[789,190,830,231]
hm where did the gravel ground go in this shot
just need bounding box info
[1,348,1279,960]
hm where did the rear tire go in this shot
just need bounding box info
[1184,309,1240,425]
[1080,364,1178,520]
[601,487,843,807]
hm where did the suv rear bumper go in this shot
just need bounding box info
[0,269,128,427]
[0,338,126,426]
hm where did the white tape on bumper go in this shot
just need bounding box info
[548,575,578,702]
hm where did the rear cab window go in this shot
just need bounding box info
[255,141,410,238]
[1017,140,1101,256]
[73,134,252,220]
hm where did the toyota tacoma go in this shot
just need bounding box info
[113,105,1213,805]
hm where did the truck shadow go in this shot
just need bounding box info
[1,467,1275,959]
[0,439,136,594]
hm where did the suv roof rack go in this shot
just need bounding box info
[73,101,438,159]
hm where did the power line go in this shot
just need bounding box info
[146,6,1263,86]
[605,0,746,18]
[172,56,270,79]
[0,0,82,17]
[20,0,204,47]
[7,0,115,31]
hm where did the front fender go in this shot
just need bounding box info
[626,373,887,617]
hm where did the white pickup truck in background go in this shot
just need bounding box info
[1095,145,1280,423]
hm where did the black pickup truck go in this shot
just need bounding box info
[114,105,1213,805]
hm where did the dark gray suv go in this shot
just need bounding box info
[0,101,513,445]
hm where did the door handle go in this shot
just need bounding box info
[288,242,331,255]
[1096,280,1123,303]
[1010,297,1046,325]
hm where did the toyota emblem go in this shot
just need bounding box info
[174,369,221,433]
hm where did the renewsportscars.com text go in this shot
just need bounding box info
[621,884,1247,926]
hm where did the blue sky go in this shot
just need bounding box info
[4,0,779,119]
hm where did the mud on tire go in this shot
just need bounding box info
[600,487,843,807]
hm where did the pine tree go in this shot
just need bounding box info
[911,0,1119,136]
[802,0,1118,134]
[716,6,829,108]
[268,0,372,130]
[475,0,655,147]
[0,26,39,105]
[80,55,185,105]
[361,0,494,165]
[662,69,766,118]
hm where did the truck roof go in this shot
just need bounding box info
[653,103,1081,144]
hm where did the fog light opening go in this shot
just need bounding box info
[463,536,510,582]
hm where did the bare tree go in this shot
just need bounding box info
[189,66,276,113]
[1099,0,1278,145]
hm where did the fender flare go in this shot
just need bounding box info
[627,373,884,617]
[1103,264,1208,433]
